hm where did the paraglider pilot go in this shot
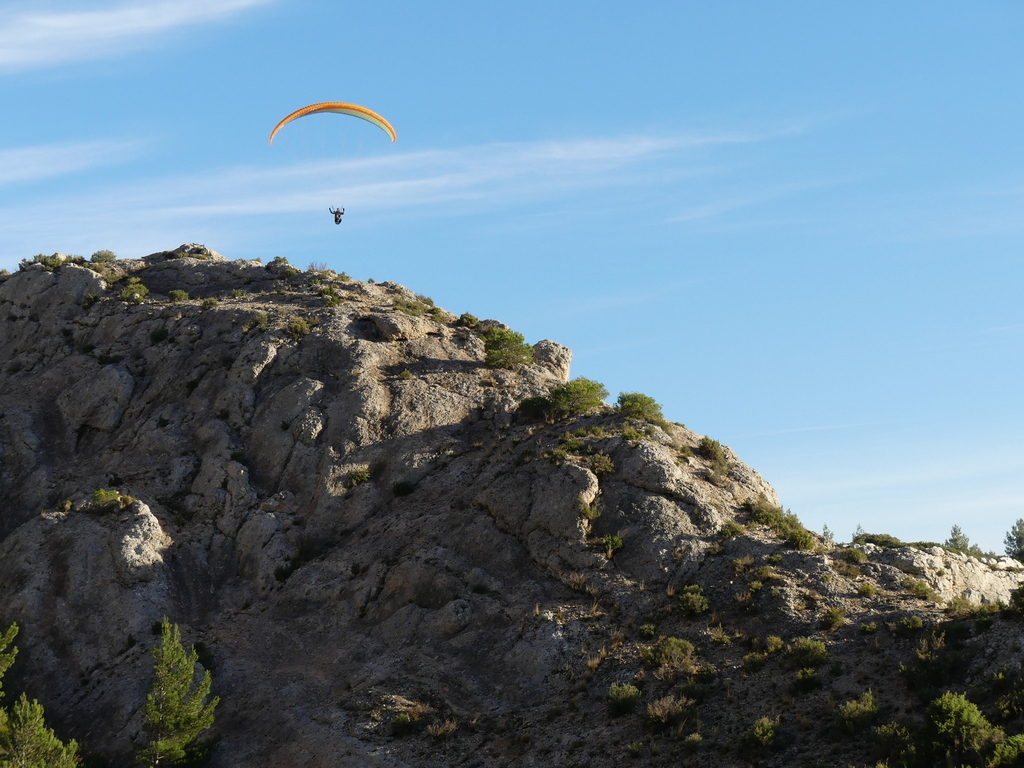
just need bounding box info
[330,206,345,224]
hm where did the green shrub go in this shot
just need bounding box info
[347,468,371,488]
[788,638,828,668]
[993,668,1024,721]
[894,615,925,637]
[741,494,814,550]
[991,734,1024,766]
[546,378,609,419]
[607,682,641,716]
[90,249,117,262]
[645,695,693,731]
[89,488,132,513]
[902,632,963,697]
[698,437,727,464]
[577,495,601,521]
[517,395,550,421]
[832,559,861,579]
[792,667,821,692]
[426,719,458,740]
[602,534,624,558]
[587,451,615,476]
[167,289,189,302]
[483,328,534,369]
[836,690,878,733]
[844,548,869,563]
[710,626,731,646]
[393,297,430,316]
[201,297,218,310]
[284,316,311,340]
[318,286,342,307]
[926,691,1003,764]
[638,624,657,639]
[858,583,877,598]
[732,555,756,574]
[854,531,904,549]
[719,520,744,539]
[20,253,87,271]
[119,277,149,304]
[875,721,917,766]
[742,716,778,755]
[456,312,479,329]
[821,606,847,631]
[678,585,709,617]
[1009,584,1024,616]
[860,622,877,634]
[616,392,669,428]
[620,426,644,443]
[902,577,938,602]
[251,313,269,332]
[642,637,697,678]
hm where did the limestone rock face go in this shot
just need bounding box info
[57,363,136,432]
[866,544,1024,605]
[0,249,1020,768]
[115,501,173,583]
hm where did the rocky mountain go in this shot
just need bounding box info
[1,245,1022,767]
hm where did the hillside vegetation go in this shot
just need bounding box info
[0,245,1023,767]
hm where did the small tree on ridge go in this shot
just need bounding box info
[1005,518,1024,561]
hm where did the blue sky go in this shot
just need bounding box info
[1,1,1022,552]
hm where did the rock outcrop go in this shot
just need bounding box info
[0,248,1021,768]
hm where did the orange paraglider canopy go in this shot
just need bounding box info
[268,102,397,145]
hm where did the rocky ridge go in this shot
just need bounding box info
[0,245,1022,767]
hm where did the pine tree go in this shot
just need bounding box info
[946,528,970,557]
[0,623,79,768]
[0,693,79,768]
[138,618,219,767]
[1005,519,1024,561]
[0,624,17,701]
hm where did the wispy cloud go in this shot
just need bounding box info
[0,139,144,187]
[669,180,840,224]
[2,132,757,221]
[0,0,273,73]
[0,129,795,262]
[548,281,704,319]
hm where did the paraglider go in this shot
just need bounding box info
[268,102,397,145]
[269,102,395,225]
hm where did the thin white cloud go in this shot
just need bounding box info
[7,132,755,219]
[669,180,839,223]
[0,130,791,263]
[0,0,273,73]
[0,139,143,187]
[548,281,704,319]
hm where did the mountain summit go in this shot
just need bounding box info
[1,246,1022,767]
